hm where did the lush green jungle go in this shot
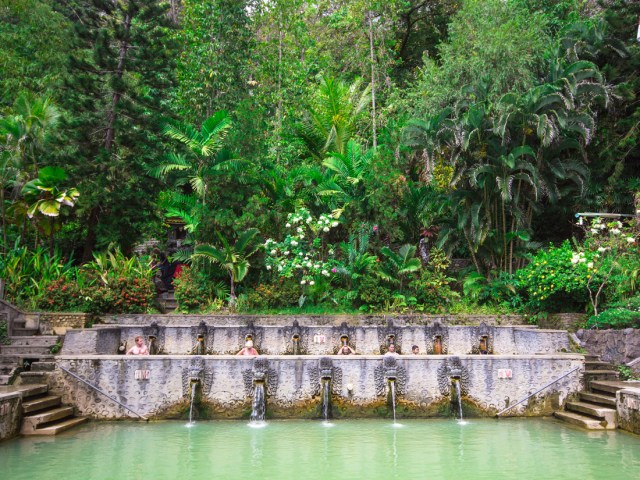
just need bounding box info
[0,0,639,329]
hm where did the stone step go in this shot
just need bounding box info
[9,336,59,347]
[0,374,12,385]
[584,361,613,371]
[11,328,39,336]
[0,345,53,356]
[18,384,49,398]
[583,354,600,361]
[22,416,88,436]
[21,406,75,434]
[591,380,640,395]
[579,391,616,408]
[22,395,61,414]
[554,411,608,430]
[20,371,48,384]
[30,362,56,372]
[584,370,619,381]
[565,401,616,428]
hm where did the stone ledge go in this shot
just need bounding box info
[39,313,91,335]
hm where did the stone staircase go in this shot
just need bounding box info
[554,355,620,429]
[18,382,88,435]
[157,290,177,313]
[0,335,59,385]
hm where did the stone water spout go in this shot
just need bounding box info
[319,357,334,420]
[436,357,470,419]
[242,359,278,422]
[426,322,448,355]
[144,322,163,354]
[186,366,203,424]
[285,320,307,355]
[191,321,209,355]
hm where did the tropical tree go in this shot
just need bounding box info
[20,166,79,255]
[191,228,261,305]
[335,224,379,292]
[378,244,422,293]
[318,139,375,220]
[296,76,371,161]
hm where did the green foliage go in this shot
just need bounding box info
[0,317,9,345]
[244,279,302,310]
[80,250,155,314]
[35,276,87,312]
[586,308,640,330]
[172,265,226,313]
[356,275,394,311]
[516,241,592,312]
[0,245,75,308]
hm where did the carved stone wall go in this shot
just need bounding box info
[576,329,640,365]
[50,354,583,419]
[62,324,571,357]
[0,392,22,441]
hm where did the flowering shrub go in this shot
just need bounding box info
[516,241,593,312]
[36,276,88,312]
[173,266,220,312]
[264,208,340,296]
[578,217,638,314]
[84,276,154,314]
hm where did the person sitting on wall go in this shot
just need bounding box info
[337,345,356,355]
[384,344,399,356]
[411,345,420,355]
[126,336,150,355]
[237,340,259,356]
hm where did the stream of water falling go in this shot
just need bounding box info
[454,381,463,420]
[251,383,266,421]
[390,381,397,423]
[322,380,330,420]
[188,382,197,425]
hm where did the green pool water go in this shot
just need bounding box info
[2,418,639,480]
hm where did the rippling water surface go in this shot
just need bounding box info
[2,418,639,480]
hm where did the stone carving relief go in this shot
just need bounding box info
[283,320,310,355]
[332,322,356,354]
[470,321,494,354]
[437,357,470,397]
[242,358,278,397]
[425,322,448,355]
[374,356,407,396]
[181,358,213,397]
[309,357,343,396]
[377,320,403,354]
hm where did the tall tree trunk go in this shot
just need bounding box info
[368,11,377,149]
[84,9,133,260]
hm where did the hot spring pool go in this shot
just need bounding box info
[2,418,639,480]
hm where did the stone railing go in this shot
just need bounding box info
[617,388,640,435]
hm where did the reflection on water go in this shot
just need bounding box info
[1,419,640,480]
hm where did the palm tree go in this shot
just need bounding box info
[318,139,375,219]
[149,111,244,206]
[378,244,422,293]
[296,76,371,161]
[191,228,261,306]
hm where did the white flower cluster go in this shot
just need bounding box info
[571,252,586,264]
